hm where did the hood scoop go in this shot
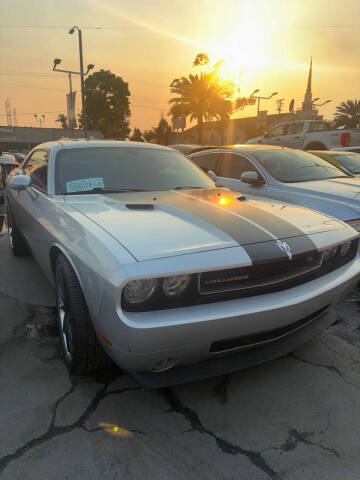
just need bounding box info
[125,203,154,210]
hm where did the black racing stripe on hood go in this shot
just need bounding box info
[242,236,318,266]
[242,241,288,263]
[161,190,275,245]
[186,189,308,240]
[283,235,318,257]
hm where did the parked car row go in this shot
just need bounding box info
[246,119,360,150]
[4,140,360,387]
[189,145,360,227]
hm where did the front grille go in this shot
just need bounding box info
[199,251,323,294]
[210,305,329,353]
[122,238,358,312]
[199,239,358,297]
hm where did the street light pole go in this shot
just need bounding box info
[250,90,278,114]
[69,26,87,138]
[34,114,45,142]
[52,28,94,140]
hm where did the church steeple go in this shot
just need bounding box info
[306,57,312,94]
[302,57,313,113]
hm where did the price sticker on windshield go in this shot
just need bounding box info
[66,177,104,193]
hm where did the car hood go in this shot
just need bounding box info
[285,177,360,204]
[65,188,347,261]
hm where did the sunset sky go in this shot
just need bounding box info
[1,0,360,132]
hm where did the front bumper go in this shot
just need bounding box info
[93,255,360,386]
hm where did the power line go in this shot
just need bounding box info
[0,81,66,91]
[3,23,360,30]
[0,102,167,117]
[0,25,145,30]
[0,70,169,88]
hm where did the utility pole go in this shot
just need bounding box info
[276,98,285,116]
[5,99,12,127]
[69,26,87,138]
[12,108,17,127]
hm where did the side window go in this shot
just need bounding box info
[218,153,262,180]
[266,125,286,138]
[191,153,220,173]
[288,122,304,135]
[308,121,331,132]
[23,150,48,192]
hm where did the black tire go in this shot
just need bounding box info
[6,204,30,256]
[305,142,326,151]
[55,254,112,374]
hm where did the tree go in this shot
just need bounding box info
[129,127,144,142]
[143,117,171,144]
[193,52,209,67]
[81,69,131,139]
[213,98,233,145]
[142,129,156,143]
[169,71,236,144]
[333,100,360,129]
[56,114,68,129]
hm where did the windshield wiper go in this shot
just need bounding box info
[173,186,204,190]
[64,187,147,195]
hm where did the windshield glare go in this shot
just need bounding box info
[331,153,360,174]
[252,149,350,183]
[56,147,214,194]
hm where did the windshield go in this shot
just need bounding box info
[55,146,214,194]
[330,153,360,174]
[252,149,351,183]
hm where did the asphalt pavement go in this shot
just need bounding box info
[1,212,360,480]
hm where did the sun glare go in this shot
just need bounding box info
[206,1,287,90]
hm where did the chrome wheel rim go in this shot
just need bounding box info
[57,280,73,362]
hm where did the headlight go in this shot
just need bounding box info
[346,219,360,232]
[162,275,191,297]
[339,242,352,257]
[123,278,158,304]
[323,247,337,261]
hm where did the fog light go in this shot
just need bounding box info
[151,358,176,372]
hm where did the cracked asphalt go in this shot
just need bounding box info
[1,213,360,479]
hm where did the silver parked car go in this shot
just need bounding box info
[5,140,360,387]
[189,145,360,231]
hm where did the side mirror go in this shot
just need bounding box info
[241,171,262,185]
[207,170,217,182]
[9,175,32,191]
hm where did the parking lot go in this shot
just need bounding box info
[0,212,360,480]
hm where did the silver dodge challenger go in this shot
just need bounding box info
[5,140,360,387]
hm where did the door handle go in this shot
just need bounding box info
[295,136,300,139]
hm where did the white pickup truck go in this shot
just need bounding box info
[246,120,360,150]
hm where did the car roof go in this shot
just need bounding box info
[309,150,360,156]
[191,144,290,154]
[35,139,173,151]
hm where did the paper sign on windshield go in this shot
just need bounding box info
[66,177,104,193]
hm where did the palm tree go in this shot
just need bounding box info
[56,114,68,129]
[213,97,233,145]
[129,127,144,142]
[333,99,360,129]
[169,73,233,144]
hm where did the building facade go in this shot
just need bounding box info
[0,126,103,152]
